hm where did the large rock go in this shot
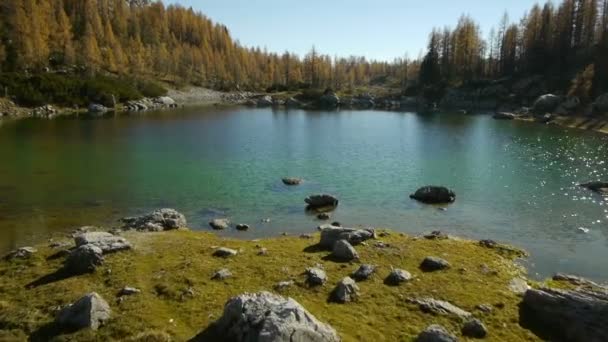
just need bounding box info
[305,194,339,208]
[63,245,104,274]
[319,226,375,249]
[579,181,608,194]
[410,186,456,204]
[74,232,131,254]
[330,277,359,303]
[121,208,187,231]
[194,292,340,342]
[520,288,608,342]
[416,324,458,342]
[331,240,358,261]
[56,293,111,331]
[532,94,561,114]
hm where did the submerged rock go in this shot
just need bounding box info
[74,232,131,254]
[330,277,360,303]
[282,177,303,186]
[332,239,359,261]
[319,226,375,249]
[209,218,230,230]
[520,287,608,342]
[305,194,339,208]
[410,186,456,204]
[417,324,458,342]
[420,256,450,272]
[385,269,412,285]
[56,292,111,331]
[64,245,104,274]
[352,264,377,281]
[305,267,327,286]
[193,291,339,342]
[121,208,187,231]
[3,247,37,260]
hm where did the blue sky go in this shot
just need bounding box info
[165,0,538,61]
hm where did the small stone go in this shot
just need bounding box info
[352,264,377,281]
[213,247,238,258]
[118,287,141,297]
[212,268,232,280]
[3,247,37,260]
[476,304,493,313]
[332,239,359,261]
[424,231,448,240]
[385,269,412,285]
[274,280,295,291]
[209,218,230,230]
[420,256,450,272]
[417,324,458,342]
[257,248,269,256]
[305,267,327,286]
[462,319,488,338]
[330,277,360,303]
[235,224,250,231]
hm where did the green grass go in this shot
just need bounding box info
[0,230,541,341]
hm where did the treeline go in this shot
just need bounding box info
[420,0,608,100]
[0,0,409,92]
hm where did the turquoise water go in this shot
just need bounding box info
[0,107,607,281]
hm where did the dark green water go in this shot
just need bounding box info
[0,107,607,281]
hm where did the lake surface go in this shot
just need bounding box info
[0,107,607,281]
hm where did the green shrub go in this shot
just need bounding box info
[137,80,168,98]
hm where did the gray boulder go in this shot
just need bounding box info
[385,269,412,285]
[210,218,230,230]
[332,239,358,261]
[420,256,450,272]
[410,298,472,319]
[212,268,233,280]
[235,224,250,231]
[257,95,273,107]
[74,232,131,254]
[462,319,488,338]
[64,245,104,274]
[194,291,339,342]
[532,94,561,114]
[319,226,375,249]
[305,267,327,286]
[121,208,187,231]
[410,186,456,204]
[56,293,111,331]
[282,177,303,186]
[416,324,458,342]
[305,194,339,208]
[330,277,359,303]
[3,247,37,260]
[213,247,238,258]
[520,288,608,342]
[352,264,376,281]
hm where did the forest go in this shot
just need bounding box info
[0,0,607,106]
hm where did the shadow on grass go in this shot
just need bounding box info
[25,268,90,289]
[302,243,326,254]
[28,322,81,342]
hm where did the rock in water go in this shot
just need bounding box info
[235,224,250,231]
[209,218,230,230]
[64,245,104,274]
[305,194,339,208]
[520,288,608,342]
[462,319,488,338]
[493,112,517,120]
[74,232,131,254]
[410,186,456,204]
[56,293,111,331]
[282,177,303,186]
[193,292,340,342]
[121,208,187,231]
[305,267,327,286]
[332,239,359,261]
[532,94,561,114]
[331,277,360,303]
[579,181,608,194]
[385,269,412,285]
[416,324,458,342]
[352,264,377,281]
[319,226,375,249]
[420,256,451,272]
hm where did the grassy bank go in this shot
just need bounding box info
[0,229,545,341]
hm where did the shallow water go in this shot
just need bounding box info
[0,107,607,281]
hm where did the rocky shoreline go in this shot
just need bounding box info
[1,207,606,341]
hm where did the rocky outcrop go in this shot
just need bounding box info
[532,94,561,114]
[318,225,375,249]
[74,232,131,254]
[410,186,456,204]
[56,292,111,331]
[63,244,104,274]
[305,194,339,208]
[520,288,608,342]
[121,208,187,231]
[331,239,359,261]
[330,277,359,303]
[193,292,340,342]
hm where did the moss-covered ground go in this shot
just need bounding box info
[0,229,543,341]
